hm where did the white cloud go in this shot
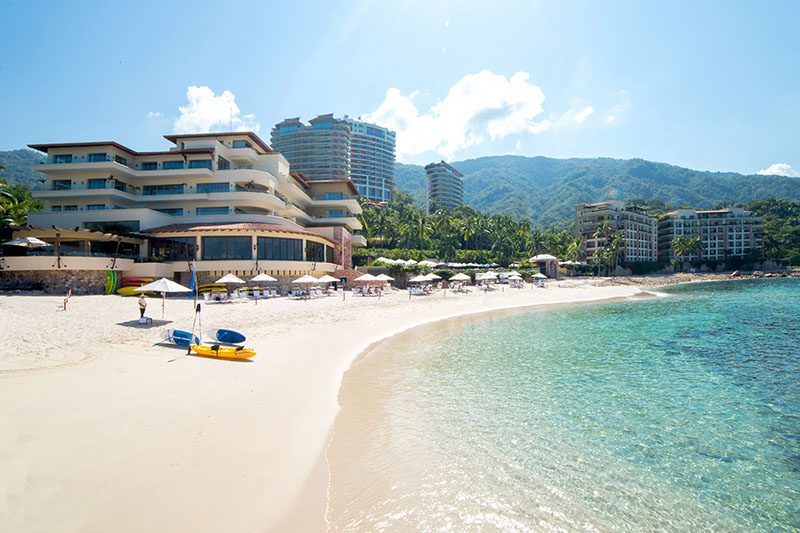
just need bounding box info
[444,19,450,28]
[514,140,523,153]
[147,111,163,119]
[364,70,549,159]
[573,105,595,123]
[605,114,616,123]
[173,86,259,134]
[756,163,799,177]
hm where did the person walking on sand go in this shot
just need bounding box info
[138,293,147,318]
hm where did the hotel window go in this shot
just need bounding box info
[325,209,346,218]
[217,156,230,170]
[142,184,184,195]
[232,140,253,149]
[163,161,185,170]
[87,204,106,211]
[154,208,183,216]
[53,154,72,164]
[88,153,107,162]
[196,207,229,215]
[323,192,344,200]
[141,161,158,171]
[197,182,229,193]
[305,240,325,262]
[87,178,107,189]
[202,236,251,260]
[257,237,303,261]
[64,205,78,211]
[52,179,72,190]
[325,245,334,263]
[189,159,212,169]
[114,155,128,166]
[51,205,62,212]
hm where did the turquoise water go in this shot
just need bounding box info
[328,279,800,531]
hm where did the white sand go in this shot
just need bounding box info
[0,281,642,532]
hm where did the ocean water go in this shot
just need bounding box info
[327,279,800,532]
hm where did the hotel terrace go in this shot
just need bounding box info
[1,132,367,292]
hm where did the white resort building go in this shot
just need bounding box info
[575,200,659,263]
[0,132,366,293]
[657,207,764,262]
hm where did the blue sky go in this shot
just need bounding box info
[0,0,798,175]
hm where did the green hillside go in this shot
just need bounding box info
[397,155,800,227]
[0,149,45,187]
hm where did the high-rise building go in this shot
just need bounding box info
[575,200,658,263]
[425,161,464,212]
[270,114,396,203]
[658,207,763,262]
[13,131,366,291]
[270,114,350,181]
[342,118,396,203]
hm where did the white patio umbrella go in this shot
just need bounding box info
[449,273,470,281]
[533,272,548,279]
[250,273,277,282]
[374,273,395,281]
[134,278,191,319]
[354,273,378,282]
[317,274,339,283]
[292,275,319,284]
[408,274,430,283]
[3,236,49,248]
[507,270,521,277]
[418,260,438,268]
[216,273,245,284]
[427,273,442,280]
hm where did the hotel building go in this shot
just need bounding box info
[1,132,366,292]
[575,200,658,263]
[658,207,763,262]
[425,161,464,212]
[270,115,396,203]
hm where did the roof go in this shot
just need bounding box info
[144,222,335,244]
[12,225,146,244]
[307,179,360,195]
[28,141,214,158]
[290,171,312,189]
[424,160,463,177]
[163,132,274,154]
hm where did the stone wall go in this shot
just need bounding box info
[0,270,107,295]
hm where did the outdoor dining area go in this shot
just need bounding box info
[203,273,280,303]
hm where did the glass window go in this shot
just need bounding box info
[325,245,334,263]
[64,205,78,211]
[87,178,107,189]
[196,207,229,215]
[114,155,128,166]
[257,237,303,261]
[142,184,184,195]
[201,236,252,260]
[150,237,196,260]
[141,162,158,171]
[88,153,107,162]
[217,156,230,170]
[162,161,184,170]
[232,140,252,149]
[197,182,229,193]
[87,204,106,211]
[188,159,212,169]
[154,208,183,216]
[305,240,325,262]
[323,192,344,200]
[51,205,62,212]
[53,179,72,190]
[53,154,72,164]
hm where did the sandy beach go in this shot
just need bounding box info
[0,280,644,532]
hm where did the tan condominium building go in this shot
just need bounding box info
[575,200,658,263]
[425,160,464,212]
[658,207,763,262]
[7,132,366,290]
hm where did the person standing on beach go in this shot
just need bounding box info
[138,293,147,318]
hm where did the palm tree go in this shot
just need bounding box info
[671,236,702,270]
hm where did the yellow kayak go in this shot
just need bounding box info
[117,286,154,297]
[189,344,256,360]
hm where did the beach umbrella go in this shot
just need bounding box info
[530,254,558,262]
[508,270,521,276]
[134,278,191,319]
[449,273,470,281]
[427,273,442,280]
[374,273,394,281]
[292,275,319,284]
[418,260,438,268]
[250,273,277,282]
[317,274,339,283]
[408,274,430,283]
[354,273,378,282]
[533,272,548,279]
[216,273,245,284]
[3,236,49,248]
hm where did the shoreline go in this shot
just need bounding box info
[0,280,658,532]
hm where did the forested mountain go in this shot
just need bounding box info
[0,149,45,187]
[397,156,800,227]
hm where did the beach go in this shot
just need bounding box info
[0,280,644,532]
